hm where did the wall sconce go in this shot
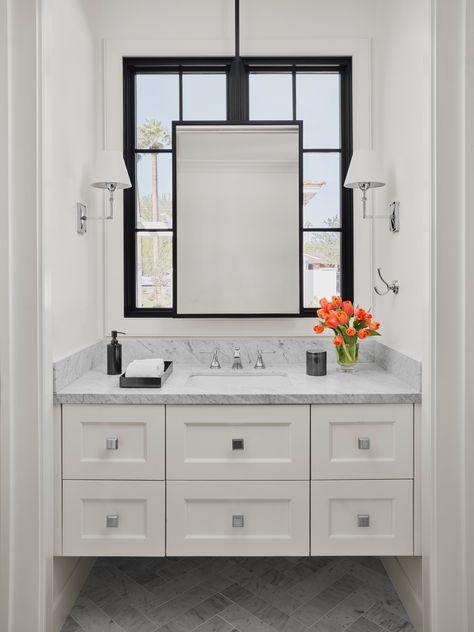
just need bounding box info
[344,150,400,232]
[77,150,131,234]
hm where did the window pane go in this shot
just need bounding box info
[136,232,173,309]
[303,232,341,308]
[136,74,178,149]
[303,153,341,228]
[296,73,340,148]
[249,73,293,120]
[136,153,172,229]
[183,74,227,120]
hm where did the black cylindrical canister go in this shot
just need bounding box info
[306,350,327,376]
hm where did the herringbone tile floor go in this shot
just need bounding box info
[61,556,415,632]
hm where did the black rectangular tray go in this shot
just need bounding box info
[119,361,173,388]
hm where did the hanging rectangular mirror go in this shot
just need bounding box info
[173,122,302,316]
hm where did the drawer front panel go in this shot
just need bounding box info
[167,481,309,556]
[63,480,165,556]
[166,405,309,480]
[311,404,413,479]
[311,480,413,556]
[63,405,165,480]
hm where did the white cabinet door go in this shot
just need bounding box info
[63,480,165,556]
[166,405,309,480]
[311,480,413,556]
[63,405,165,480]
[311,404,413,480]
[167,481,309,556]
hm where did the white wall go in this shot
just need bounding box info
[43,0,102,360]
[371,1,431,361]
[43,1,101,627]
[80,0,380,337]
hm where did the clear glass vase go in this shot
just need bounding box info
[335,342,359,372]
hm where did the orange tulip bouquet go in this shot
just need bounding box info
[313,296,381,371]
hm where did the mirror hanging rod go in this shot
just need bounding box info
[234,0,240,60]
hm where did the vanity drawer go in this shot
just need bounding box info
[311,404,413,480]
[167,481,309,556]
[166,405,309,480]
[62,405,165,480]
[311,480,413,556]
[62,480,165,556]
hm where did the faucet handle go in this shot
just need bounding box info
[254,349,275,369]
[200,347,221,369]
[233,346,241,358]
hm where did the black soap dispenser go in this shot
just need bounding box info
[107,331,126,375]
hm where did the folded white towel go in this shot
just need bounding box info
[125,358,165,377]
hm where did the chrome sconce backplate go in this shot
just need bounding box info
[77,203,87,234]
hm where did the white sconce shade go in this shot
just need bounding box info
[90,150,131,190]
[344,150,386,190]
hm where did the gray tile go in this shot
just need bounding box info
[70,593,125,632]
[63,557,414,632]
[308,588,377,632]
[147,582,226,627]
[238,574,304,615]
[88,587,157,632]
[61,616,85,632]
[91,563,162,614]
[194,615,236,632]
[219,603,274,632]
[222,583,305,632]
[288,560,348,604]
[292,574,362,626]
[365,603,415,632]
[168,593,233,631]
[346,617,385,632]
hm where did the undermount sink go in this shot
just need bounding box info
[185,371,291,390]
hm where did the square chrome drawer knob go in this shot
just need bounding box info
[106,437,119,450]
[358,437,371,450]
[357,514,370,528]
[106,514,119,528]
[232,438,244,450]
[232,514,244,528]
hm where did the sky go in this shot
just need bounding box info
[135,72,341,228]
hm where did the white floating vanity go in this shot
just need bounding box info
[55,356,420,560]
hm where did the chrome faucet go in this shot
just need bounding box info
[209,348,221,369]
[232,347,243,370]
[200,347,221,369]
[254,349,265,369]
[254,349,275,369]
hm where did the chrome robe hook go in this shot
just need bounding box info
[374,267,399,295]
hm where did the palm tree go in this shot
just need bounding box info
[137,120,171,224]
[136,120,171,306]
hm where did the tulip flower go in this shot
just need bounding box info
[346,327,356,336]
[332,296,342,307]
[333,335,344,346]
[358,329,370,339]
[320,298,329,309]
[313,323,324,334]
[317,308,328,319]
[325,316,339,328]
[355,307,367,321]
[336,311,349,325]
[342,300,354,315]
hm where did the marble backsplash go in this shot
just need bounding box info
[53,337,421,393]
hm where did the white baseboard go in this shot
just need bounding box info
[382,557,423,631]
[52,557,96,632]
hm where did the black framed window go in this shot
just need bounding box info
[123,57,352,317]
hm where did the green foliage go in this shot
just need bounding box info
[137,119,171,149]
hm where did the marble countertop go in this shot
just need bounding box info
[54,362,421,405]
